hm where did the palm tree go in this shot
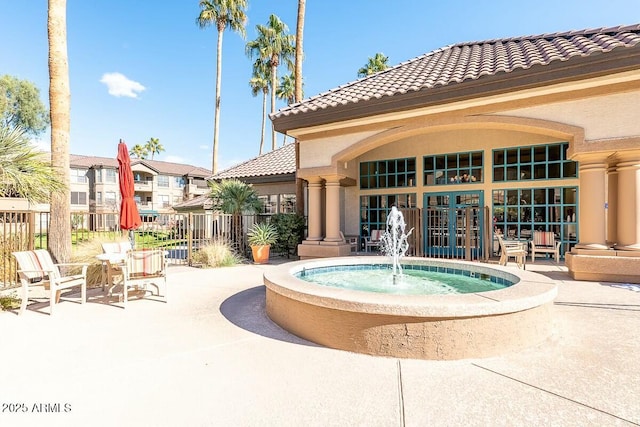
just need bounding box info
[48,0,71,263]
[0,126,65,202]
[208,178,262,255]
[276,74,296,145]
[245,14,295,151]
[196,0,248,174]
[129,144,148,159]
[249,59,271,155]
[144,137,164,160]
[357,53,389,78]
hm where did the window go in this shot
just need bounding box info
[360,193,416,239]
[96,191,102,204]
[70,191,87,205]
[105,191,117,208]
[279,194,296,213]
[159,195,169,207]
[174,177,185,188]
[259,195,277,214]
[493,142,577,182]
[172,195,182,204]
[157,175,169,188]
[70,168,88,183]
[492,186,578,256]
[423,151,483,185]
[105,169,116,183]
[95,169,102,183]
[360,157,416,189]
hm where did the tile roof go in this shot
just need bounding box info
[272,24,640,127]
[70,154,211,177]
[211,143,296,180]
[172,193,213,210]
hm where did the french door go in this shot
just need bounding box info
[423,191,484,259]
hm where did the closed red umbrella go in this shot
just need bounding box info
[117,140,141,245]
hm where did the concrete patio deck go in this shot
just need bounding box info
[0,259,638,426]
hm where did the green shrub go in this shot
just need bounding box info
[0,292,20,311]
[191,240,242,268]
[270,213,305,258]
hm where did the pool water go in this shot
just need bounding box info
[296,264,513,295]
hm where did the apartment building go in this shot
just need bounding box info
[67,154,211,229]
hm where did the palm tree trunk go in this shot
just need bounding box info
[295,0,305,103]
[270,63,277,151]
[259,90,267,155]
[295,1,306,218]
[213,27,224,173]
[47,0,71,263]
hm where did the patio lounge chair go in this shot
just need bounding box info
[118,249,168,308]
[496,234,527,269]
[364,229,383,252]
[101,241,132,290]
[530,231,561,263]
[12,249,88,315]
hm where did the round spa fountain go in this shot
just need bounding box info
[263,209,557,360]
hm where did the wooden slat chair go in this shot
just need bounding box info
[364,229,383,252]
[12,249,88,315]
[530,231,561,263]
[119,249,168,307]
[101,241,132,290]
[496,234,527,269]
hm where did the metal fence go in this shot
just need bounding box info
[0,210,269,290]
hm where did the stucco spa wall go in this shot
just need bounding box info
[343,128,579,230]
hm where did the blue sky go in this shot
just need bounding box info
[1,1,638,171]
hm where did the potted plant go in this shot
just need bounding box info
[247,222,278,264]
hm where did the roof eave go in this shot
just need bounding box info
[272,47,640,133]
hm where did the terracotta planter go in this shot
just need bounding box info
[251,244,271,264]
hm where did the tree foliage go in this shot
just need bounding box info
[208,178,262,255]
[196,0,248,174]
[357,53,389,78]
[249,59,271,155]
[246,14,295,151]
[0,125,65,203]
[129,143,148,159]
[145,137,164,159]
[0,75,49,136]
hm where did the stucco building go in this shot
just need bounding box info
[271,24,640,283]
[66,154,211,229]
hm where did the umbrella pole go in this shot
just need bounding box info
[129,230,135,249]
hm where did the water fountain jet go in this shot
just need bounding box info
[379,206,414,282]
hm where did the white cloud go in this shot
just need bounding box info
[100,72,145,98]
[199,144,208,150]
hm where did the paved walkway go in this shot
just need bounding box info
[0,259,639,426]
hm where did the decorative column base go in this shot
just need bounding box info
[298,242,352,260]
[574,243,610,250]
[566,249,640,283]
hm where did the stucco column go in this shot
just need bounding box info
[323,177,342,242]
[606,164,618,246]
[615,158,640,250]
[575,160,608,250]
[305,177,324,241]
